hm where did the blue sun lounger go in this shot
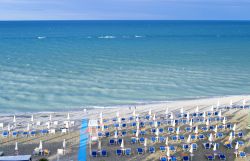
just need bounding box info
[218,153,226,160]
[116,149,122,156]
[149,146,155,153]
[91,150,98,157]
[125,148,131,156]
[137,147,144,154]
[101,149,108,157]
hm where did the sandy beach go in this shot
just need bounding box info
[0,95,249,161]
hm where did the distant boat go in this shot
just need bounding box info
[37,36,46,39]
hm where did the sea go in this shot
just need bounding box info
[0,20,250,113]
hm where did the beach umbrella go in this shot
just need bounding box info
[213,143,217,151]
[31,115,34,122]
[152,114,156,121]
[243,99,246,108]
[114,131,118,139]
[165,137,169,146]
[63,139,66,149]
[189,144,193,153]
[180,107,184,114]
[233,123,237,132]
[176,126,180,136]
[189,119,193,127]
[218,110,222,118]
[98,140,102,150]
[172,120,176,127]
[67,113,70,120]
[27,123,30,131]
[165,107,169,115]
[209,133,214,142]
[133,110,136,117]
[155,128,159,137]
[196,106,199,113]
[187,112,190,121]
[154,121,158,128]
[223,117,226,125]
[13,115,16,123]
[39,140,43,150]
[100,117,103,125]
[149,108,152,116]
[101,124,105,132]
[120,139,124,149]
[99,112,103,119]
[47,122,50,129]
[217,100,220,109]
[136,121,140,130]
[230,100,233,107]
[206,119,210,126]
[144,138,147,147]
[118,117,121,124]
[203,111,206,118]
[195,126,199,134]
[166,146,170,158]
[15,142,18,151]
[187,134,191,144]
[170,112,174,120]
[116,111,120,118]
[214,125,218,133]
[235,141,239,150]
[135,129,139,139]
[49,114,52,122]
[135,115,139,122]
[7,124,11,132]
[228,132,233,143]
[211,106,214,112]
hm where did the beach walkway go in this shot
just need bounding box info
[78,119,88,161]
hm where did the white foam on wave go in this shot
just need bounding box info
[98,35,116,39]
[135,35,143,38]
[37,36,46,39]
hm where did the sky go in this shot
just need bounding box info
[0,0,250,20]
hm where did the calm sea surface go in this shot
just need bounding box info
[0,20,250,112]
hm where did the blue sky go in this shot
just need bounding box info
[0,0,250,20]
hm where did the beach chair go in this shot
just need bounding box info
[238,131,243,138]
[140,122,145,127]
[131,137,137,144]
[41,129,48,135]
[109,139,115,145]
[117,138,123,144]
[239,151,246,158]
[131,122,136,127]
[183,156,190,161]
[159,136,165,143]
[132,130,137,135]
[98,132,103,137]
[203,143,211,149]
[172,135,178,142]
[182,144,189,151]
[137,147,144,155]
[224,142,233,149]
[218,125,224,130]
[114,123,119,128]
[105,131,110,137]
[145,115,150,120]
[116,149,122,156]
[125,148,131,156]
[185,127,191,132]
[149,121,154,126]
[198,134,205,140]
[2,131,8,137]
[216,132,224,138]
[160,146,166,152]
[30,130,36,136]
[112,118,117,122]
[101,149,108,157]
[149,146,155,153]
[201,127,208,131]
[122,118,126,122]
[151,136,157,143]
[151,128,156,133]
[191,134,196,141]
[171,156,177,161]
[237,140,244,146]
[121,131,127,136]
[179,135,185,141]
[12,131,18,137]
[140,130,146,135]
[139,137,145,144]
[160,156,167,161]
[218,153,226,160]
[22,131,29,137]
[206,154,215,160]
[169,145,176,152]
[168,127,174,134]
[209,125,215,131]
[159,128,164,133]
[122,123,127,128]
[192,143,198,150]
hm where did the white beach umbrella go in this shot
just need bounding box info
[172,120,176,127]
[195,126,199,134]
[118,117,121,124]
[135,129,139,138]
[135,115,139,122]
[31,115,34,122]
[144,138,147,147]
[189,119,193,127]
[203,111,206,118]
[206,119,210,126]
[165,107,169,115]
[213,143,217,151]
[47,122,50,129]
[217,100,220,109]
[189,144,193,153]
[13,115,16,123]
[114,131,118,139]
[233,123,236,132]
[136,121,140,130]
[165,137,169,146]
[149,108,152,116]
[101,124,105,132]
[15,142,18,151]
[120,139,124,149]
[223,117,226,125]
[67,113,70,120]
[170,112,174,120]
[133,110,136,117]
[7,124,11,132]
[176,126,180,136]
[218,110,222,118]
[116,111,120,118]
[187,112,190,121]
[235,141,239,150]
[153,114,156,121]
[49,114,52,122]
[196,106,199,113]
[243,99,246,108]
[63,139,66,149]
[98,140,102,150]
[209,133,214,142]
[187,134,191,144]
[39,140,43,150]
[211,106,214,112]
[214,125,218,133]
[27,123,30,131]
[155,128,159,137]
[180,107,184,114]
[154,121,158,128]
[166,146,170,157]
[99,112,103,119]
[230,100,233,107]
[100,117,103,125]
[228,132,233,143]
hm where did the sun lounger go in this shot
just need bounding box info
[192,143,198,150]
[101,149,108,157]
[121,131,127,136]
[183,156,190,161]
[169,145,176,152]
[185,127,191,132]
[239,151,246,158]
[137,147,144,154]
[125,148,131,156]
[2,131,8,137]
[238,131,243,138]
[151,136,157,143]
[160,156,167,161]
[159,136,165,142]
[109,139,115,145]
[203,143,211,149]
[206,153,215,160]
[179,135,185,141]
[218,153,226,160]
[199,134,205,140]
[182,144,189,151]
[149,146,155,153]
[139,137,145,144]
[160,146,166,152]
[171,156,177,161]
[224,142,233,149]
[131,137,137,144]
[172,135,178,141]
[140,130,146,135]
[116,149,122,156]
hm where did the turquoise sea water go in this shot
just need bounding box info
[0,21,250,112]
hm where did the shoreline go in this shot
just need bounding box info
[1,94,249,116]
